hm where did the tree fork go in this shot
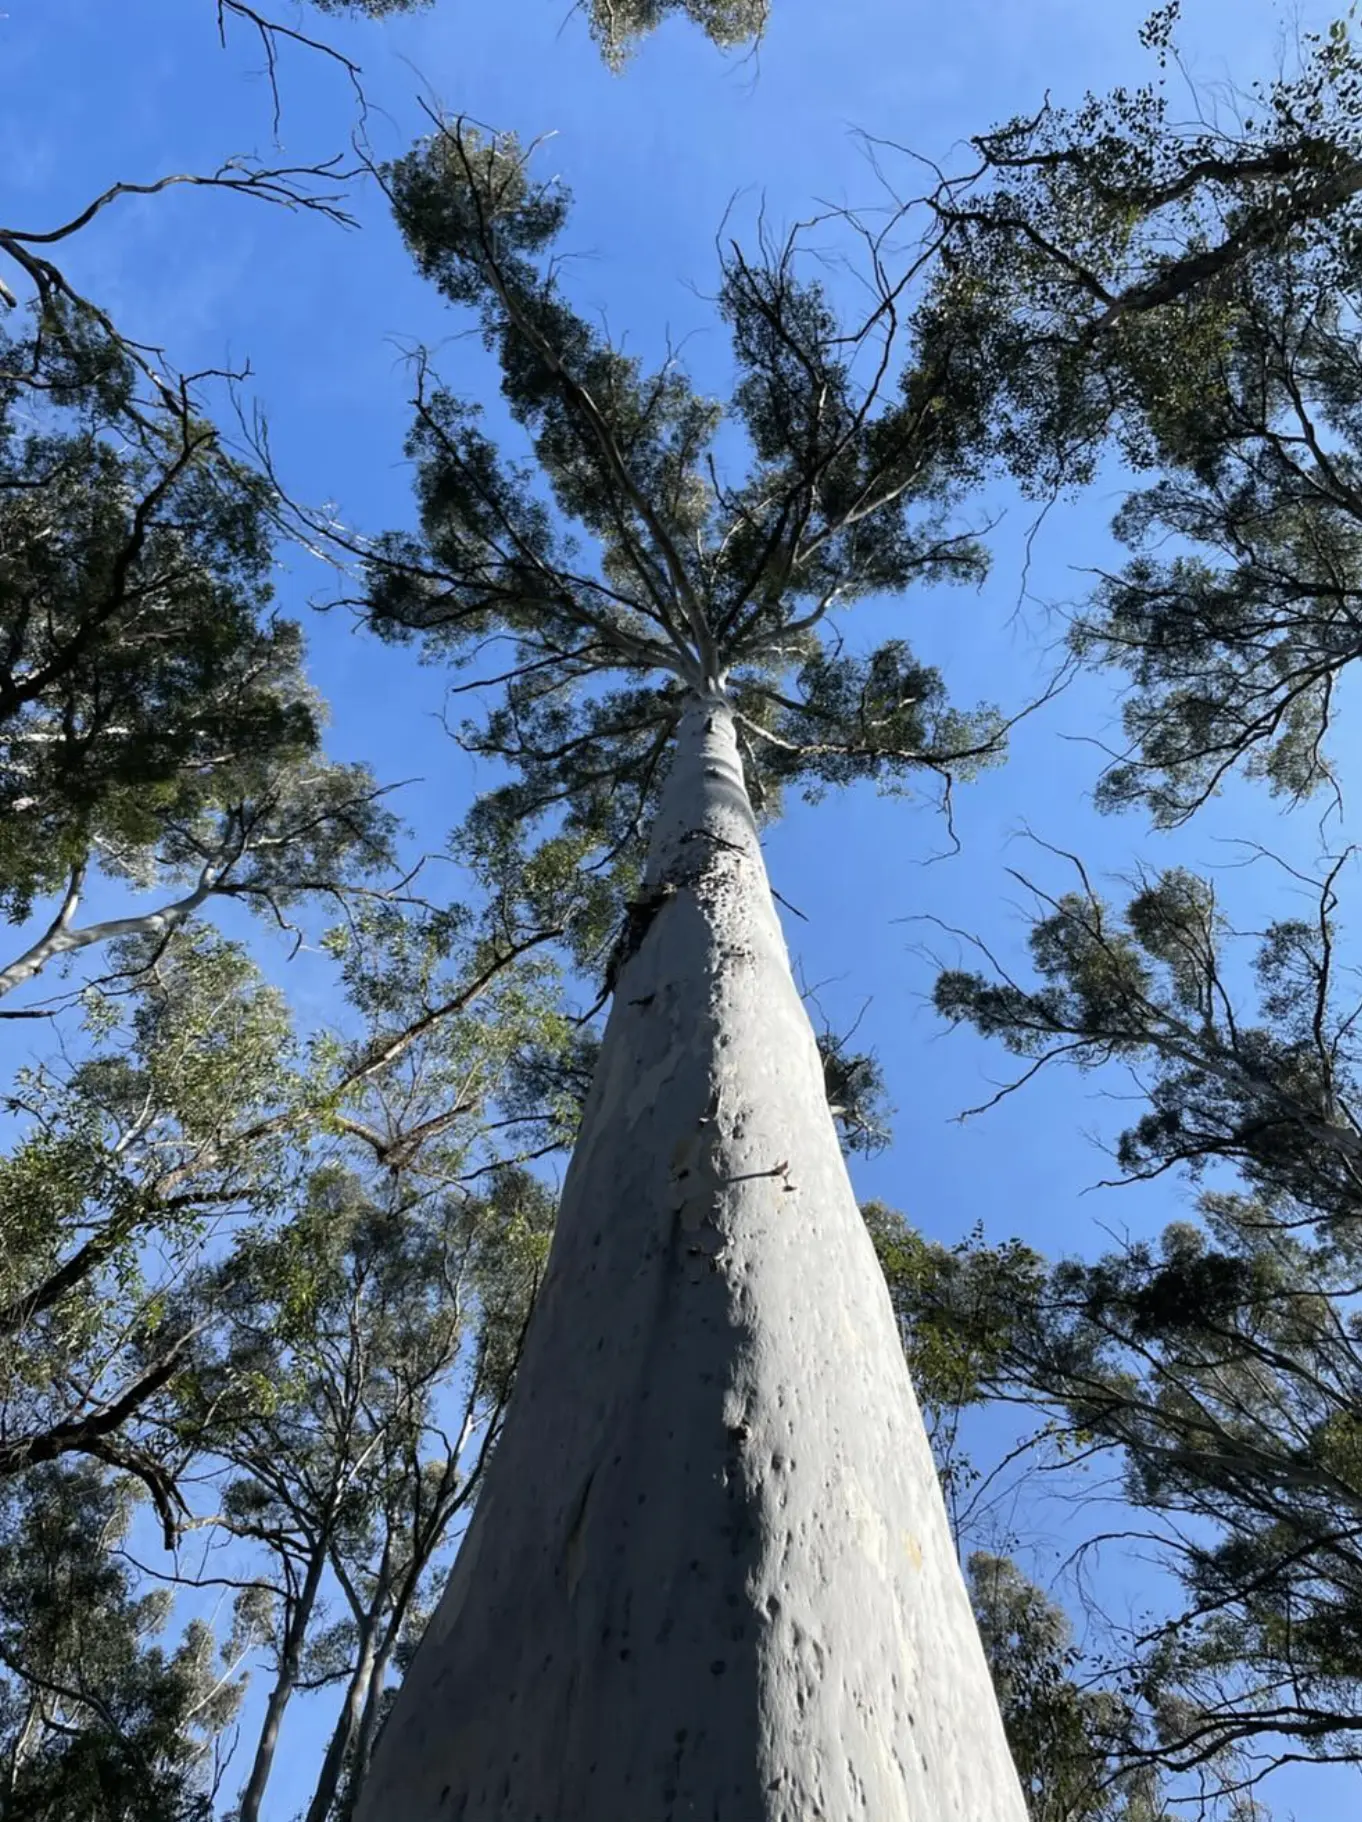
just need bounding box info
[355,695,1026,1820]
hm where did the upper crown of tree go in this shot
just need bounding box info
[360,120,1004,946]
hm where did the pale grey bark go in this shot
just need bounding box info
[343,1625,398,1816]
[354,696,1027,1820]
[0,854,224,1000]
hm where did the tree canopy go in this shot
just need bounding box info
[926,848,1362,1797]
[357,117,1007,983]
[915,6,1362,822]
[0,1465,239,1822]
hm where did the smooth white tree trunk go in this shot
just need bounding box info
[354,696,1028,1820]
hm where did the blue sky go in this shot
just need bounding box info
[3,0,1357,1815]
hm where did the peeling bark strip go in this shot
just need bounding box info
[355,699,1027,1820]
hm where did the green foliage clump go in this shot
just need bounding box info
[932,847,1362,1781]
[917,10,1362,820]
[0,1465,242,1820]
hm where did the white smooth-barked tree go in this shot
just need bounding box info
[351,121,1030,1820]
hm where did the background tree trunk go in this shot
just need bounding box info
[305,1602,383,1822]
[341,1627,398,1819]
[355,698,1027,1820]
[238,1539,328,1822]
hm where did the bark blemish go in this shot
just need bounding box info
[564,1468,596,1599]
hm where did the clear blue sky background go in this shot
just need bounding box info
[2,1,1356,1815]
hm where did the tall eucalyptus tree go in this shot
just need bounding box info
[349,121,1028,1820]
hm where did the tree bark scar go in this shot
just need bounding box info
[564,1467,596,1599]
[681,829,746,858]
[604,881,679,996]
